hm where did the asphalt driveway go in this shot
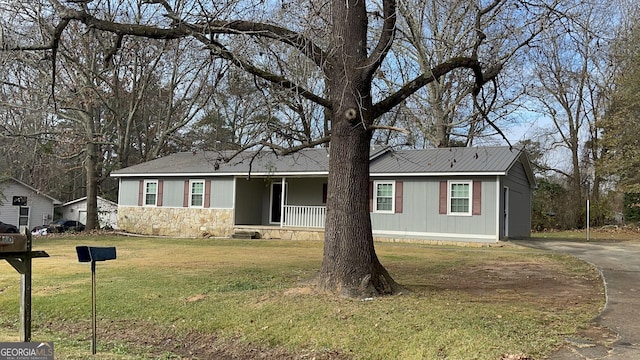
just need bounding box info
[514,239,640,359]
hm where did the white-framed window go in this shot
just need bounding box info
[448,180,472,215]
[144,180,158,206]
[190,180,205,207]
[374,180,395,213]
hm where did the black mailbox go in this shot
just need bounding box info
[75,245,116,354]
[76,246,116,262]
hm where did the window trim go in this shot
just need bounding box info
[144,180,158,207]
[189,179,205,208]
[373,180,395,214]
[448,180,472,216]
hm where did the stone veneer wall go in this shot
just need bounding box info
[118,206,234,237]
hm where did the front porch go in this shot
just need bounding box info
[234,176,327,229]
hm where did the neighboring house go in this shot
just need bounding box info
[110,146,535,243]
[0,178,61,232]
[61,196,119,229]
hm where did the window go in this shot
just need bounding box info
[190,180,205,207]
[144,180,158,206]
[374,181,395,213]
[449,181,472,215]
[19,207,29,227]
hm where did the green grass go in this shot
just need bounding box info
[0,235,604,359]
[532,227,640,242]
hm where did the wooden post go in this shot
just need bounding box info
[19,232,32,342]
[91,260,97,354]
[1,232,49,342]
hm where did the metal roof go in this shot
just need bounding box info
[369,146,524,175]
[111,148,331,177]
[111,146,530,180]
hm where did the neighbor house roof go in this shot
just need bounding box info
[111,146,533,185]
[62,196,118,207]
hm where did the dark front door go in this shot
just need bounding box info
[270,183,287,224]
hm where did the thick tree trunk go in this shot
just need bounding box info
[85,140,98,230]
[317,0,400,297]
[318,119,401,297]
[83,108,99,231]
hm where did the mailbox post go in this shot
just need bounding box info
[0,231,49,342]
[76,246,116,355]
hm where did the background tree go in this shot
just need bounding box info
[374,0,530,148]
[525,1,614,228]
[596,0,640,222]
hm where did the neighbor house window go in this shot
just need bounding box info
[449,181,472,215]
[190,180,205,207]
[374,181,395,213]
[144,180,158,206]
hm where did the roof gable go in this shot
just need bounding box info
[2,177,62,205]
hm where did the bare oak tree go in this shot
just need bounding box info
[5,0,560,296]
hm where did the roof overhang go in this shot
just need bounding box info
[111,171,330,178]
[370,172,507,177]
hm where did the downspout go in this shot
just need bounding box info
[496,175,501,242]
[280,177,286,228]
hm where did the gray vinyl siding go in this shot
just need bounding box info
[117,177,234,208]
[503,160,532,238]
[235,178,267,225]
[211,178,234,208]
[286,178,326,205]
[370,177,498,239]
[118,179,140,206]
[162,179,185,207]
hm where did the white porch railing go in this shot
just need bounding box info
[283,205,326,228]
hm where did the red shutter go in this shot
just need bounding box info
[183,180,189,207]
[157,180,164,207]
[395,181,403,213]
[439,181,447,214]
[138,180,144,206]
[204,180,211,208]
[472,180,481,215]
[369,181,374,212]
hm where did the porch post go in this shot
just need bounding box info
[280,177,286,228]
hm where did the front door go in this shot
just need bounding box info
[270,183,287,224]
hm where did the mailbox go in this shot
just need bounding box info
[75,245,116,354]
[0,234,27,252]
[76,246,116,262]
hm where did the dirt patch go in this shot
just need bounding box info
[46,320,347,359]
[437,261,603,309]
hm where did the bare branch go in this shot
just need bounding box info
[371,57,502,119]
[362,0,396,80]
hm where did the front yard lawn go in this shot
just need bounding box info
[0,235,604,359]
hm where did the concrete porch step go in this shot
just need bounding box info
[231,231,261,239]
